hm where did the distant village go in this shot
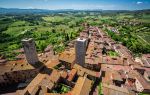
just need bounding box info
[0,24,150,95]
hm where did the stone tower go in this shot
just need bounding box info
[75,38,87,67]
[22,38,39,65]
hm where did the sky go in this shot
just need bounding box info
[0,0,150,10]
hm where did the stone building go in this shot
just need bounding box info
[75,38,87,67]
[22,38,39,65]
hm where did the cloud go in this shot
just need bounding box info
[136,1,143,5]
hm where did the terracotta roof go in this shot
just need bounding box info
[45,59,60,69]
[126,70,150,90]
[67,69,77,81]
[60,71,68,79]
[132,65,150,72]
[141,54,150,67]
[85,57,101,65]
[145,71,150,76]
[85,38,103,65]
[19,70,61,95]
[39,76,54,90]
[59,48,75,64]
[71,77,92,95]
[102,56,123,65]
[118,70,127,79]
[135,73,150,90]
[45,93,67,95]
[102,83,130,95]
[102,70,113,84]
[111,71,123,81]
[73,64,101,78]
[23,74,48,94]
[127,72,136,79]
[49,70,61,83]
[0,60,34,75]
[113,65,131,71]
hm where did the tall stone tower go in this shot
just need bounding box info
[75,38,87,67]
[22,38,39,65]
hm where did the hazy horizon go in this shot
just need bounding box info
[0,0,150,10]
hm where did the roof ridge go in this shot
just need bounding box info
[79,77,87,95]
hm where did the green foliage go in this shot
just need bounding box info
[0,14,83,60]
[105,24,150,55]
[0,11,150,60]
[107,51,119,57]
[138,93,150,95]
[10,21,27,27]
[98,83,103,95]
[52,83,71,94]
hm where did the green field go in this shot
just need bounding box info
[137,32,150,44]
[42,16,66,22]
[0,15,84,60]
[0,11,150,60]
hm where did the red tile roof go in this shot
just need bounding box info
[67,69,77,81]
